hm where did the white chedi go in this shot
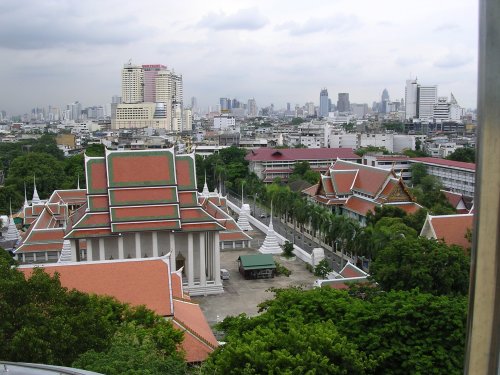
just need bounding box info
[237,203,252,231]
[58,240,73,263]
[259,208,281,254]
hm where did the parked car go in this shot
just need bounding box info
[220,269,230,280]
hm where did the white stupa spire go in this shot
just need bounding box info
[23,183,29,208]
[202,171,209,197]
[237,184,252,231]
[77,174,80,190]
[259,202,281,254]
[58,240,73,263]
[4,201,20,245]
[32,175,41,204]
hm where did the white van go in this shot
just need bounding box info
[220,269,230,280]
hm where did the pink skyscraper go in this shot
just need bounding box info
[142,64,167,103]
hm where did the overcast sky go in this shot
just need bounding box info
[0,0,478,115]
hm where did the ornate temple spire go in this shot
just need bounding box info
[58,240,73,263]
[202,170,209,197]
[5,201,20,245]
[23,182,29,208]
[259,201,281,254]
[32,175,41,204]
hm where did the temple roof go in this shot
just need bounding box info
[421,214,473,249]
[19,256,218,362]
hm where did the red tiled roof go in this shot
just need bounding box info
[409,157,476,171]
[429,214,473,249]
[340,262,368,278]
[333,160,390,196]
[246,148,360,162]
[302,184,318,196]
[20,258,174,316]
[173,300,218,348]
[321,175,334,195]
[441,190,464,208]
[331,170,357,195]
[344,196,377,216]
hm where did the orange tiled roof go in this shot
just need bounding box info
[20,258,174,316]
[333,160,391,197]
[429,214,473,249]
[331,170,357,195]
[344,196,377,216]
[340,262,368,278]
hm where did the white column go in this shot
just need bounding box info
[188,233,194,287]
[199,233,206,287]
[33,253,37,262]
[169,233,176,270]
[135,233,141,258]
[152,231,158,257]
[118,236,124,259]
[87,239,93,261]
[214,232,221,286]
[70,240,77,262]
[99,238,105,260]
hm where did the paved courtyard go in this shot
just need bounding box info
[192,229,318,325]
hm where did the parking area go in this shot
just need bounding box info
[192,230,318,325]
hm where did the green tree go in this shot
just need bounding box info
[31,134,64,160]
[281,241,294,258]
[410,163,427,186]
[290,117,304,125]
[354,146,390,157]
[212,287,467,375]
[85,143,105,157]
[314,259,332,279]
[62,153,86,189]
[5,153,66,199]
[204,319,372,374]
[370,237,470,296]
[366,205,407,227]
[0,185,24,215]
[446,148,475,163]
[73,322,185,375]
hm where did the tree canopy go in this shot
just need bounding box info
[369,237,470,296]
[446,147,475,163]
[205,286,467,374]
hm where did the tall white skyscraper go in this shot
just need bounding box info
[121,62,144,104]
[417,85,437,121]
[405,79,418,120]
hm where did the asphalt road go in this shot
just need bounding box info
[227,193,344,272]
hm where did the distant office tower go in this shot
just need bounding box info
[305,102,315,116]
[183,108,193,131]
[337,93,350,113]
[434,97,450,122]
[142,64,167,102]
[381,88,390,113]
[417,85,437,121]
[111,95,122,104]
[191,97,198,114]
[319,88,329,117]
[405,79,418,120]
[287,102,291,112]
[121,62,144,104]
[247,98,257,117]
[67,101,82,121]
[220,98,230,112]
[169,72,183,105]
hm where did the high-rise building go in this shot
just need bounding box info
[319,88,329,117]
[247,98,257,117]
[381,89,390,113]
[337,93,350,113]
[67,101,82,121]
[405,79,418,120]
[121,62,144,104]
[417,85,437,121]
[220,98,230,112]
[142,64,167,103]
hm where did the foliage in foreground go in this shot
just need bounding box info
[0,251,185,372]
[205,287,467,375]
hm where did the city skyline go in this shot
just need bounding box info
[0,0,478,115]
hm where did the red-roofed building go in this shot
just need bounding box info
[246,148,360,183]
[16,148,233,296]
[441,190,469,213]
[314,262,370,289]
[305,159,421,225]
[19,256,218,363]
[420,213,473,249]
[409,157,476,197]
